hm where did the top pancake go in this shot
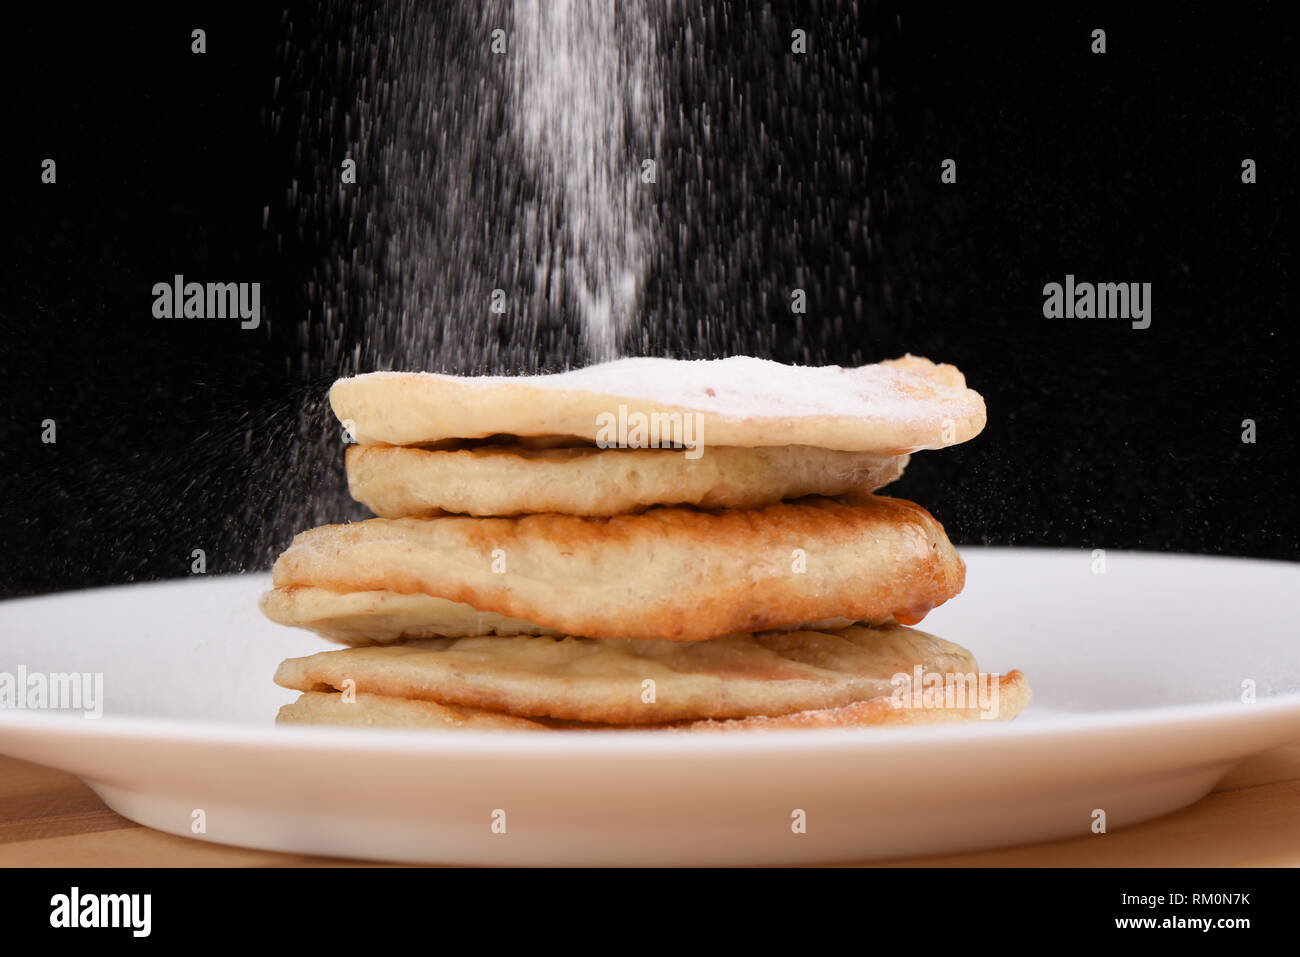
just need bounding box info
[329,354,985,453]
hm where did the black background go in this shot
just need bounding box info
[2,2,1295,598]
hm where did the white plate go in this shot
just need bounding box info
[1,549,1298,865]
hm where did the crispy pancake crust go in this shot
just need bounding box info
[329,354,985,452]
[276,671,1030,730]
[273,623,980,724]
[346,444,909,517]
[266,495,965,641]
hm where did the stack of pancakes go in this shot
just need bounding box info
[261,354,1029,730]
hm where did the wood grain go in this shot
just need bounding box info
[1,747,1298,866]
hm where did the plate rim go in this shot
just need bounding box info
[3,548,1298,758]
[2,693,1298,758]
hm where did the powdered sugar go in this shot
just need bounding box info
[512,0,663,361]
[352,354,979,423]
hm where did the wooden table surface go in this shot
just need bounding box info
[2,745,1298,866]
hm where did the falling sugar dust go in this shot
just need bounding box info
[513,0,664,361]
[284,0,663,381]
[245,2,895,571]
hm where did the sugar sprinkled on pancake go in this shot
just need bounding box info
[329,354,985,452]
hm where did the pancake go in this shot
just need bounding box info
[273,623,987,724]
[259,585,895,645]
[346,444,909,518]
[687,669,1030,729]
[277,691,552,730]
[259,587,565,645]
[278,672,1030,730]
[264,495,966,642]
[329,354,985,453]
